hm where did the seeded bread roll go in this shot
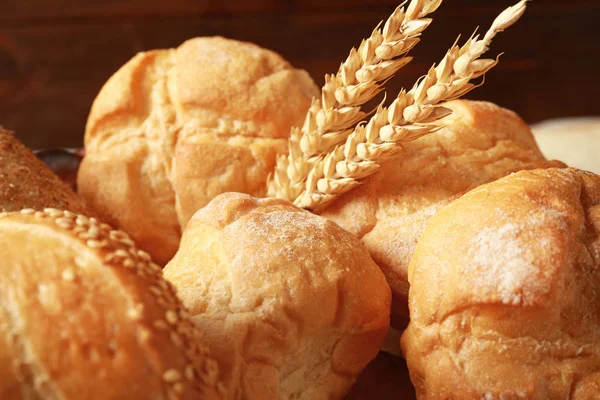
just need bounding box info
[319,100,565,328]
[0,127,89,215]
[0,208,224,399]
[78,36,319,265]
[401,168,600,399]
[163,193,391,399]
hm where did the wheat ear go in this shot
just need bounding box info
[267,0,443,202]
[293,0,528,211]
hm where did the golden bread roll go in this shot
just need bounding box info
[163,193,391,399]
[319,100,565,327]
[0,208,224,399]
[78,36,319,265]
[0,127,89,215]
[532,117,600,174]
[401,168,600,399]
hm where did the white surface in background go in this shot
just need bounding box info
[531,117,600,174]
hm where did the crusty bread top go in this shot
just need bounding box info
[319,100,565,327]
[0,208,224,399]
[164,192,391,399]
[321,99,553,243]
[0,127,89,215]
[168,193,390,328]
[409,167,600,317]
[79,37,319,265]
[85,36,318,146]
[402,168,600,398]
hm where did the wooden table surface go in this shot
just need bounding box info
[0,0,598,149]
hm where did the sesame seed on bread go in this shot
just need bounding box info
[0,208,225,399]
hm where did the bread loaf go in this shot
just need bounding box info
[0,208,224,399]
[319,100,565,328]
[402,168,600,398]
[0,127,89,215]
[78,37,319,265]
[164,193,391,399]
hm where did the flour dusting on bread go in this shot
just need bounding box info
[468,205,568,306]
[469,222,541,305]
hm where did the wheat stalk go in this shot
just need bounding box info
[292,0,528,211]
[267,0,443,202]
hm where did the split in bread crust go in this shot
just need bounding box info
[319,100,566,328]
[78,36,319,265]
[0,208,225,399]
[402,168,600,399]
[164,192,391,399]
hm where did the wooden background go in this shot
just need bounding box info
[0,0,599,149]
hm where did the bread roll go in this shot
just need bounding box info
[0,127,89,215]
[163,193,391,399]
[532,117,600,174]
[0,208,225,399]
[401,168,600,399]
[78,37,319,265]
[319,100,565,328]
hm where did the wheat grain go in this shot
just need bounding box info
[268,0,443,202]
[293,0,528,211]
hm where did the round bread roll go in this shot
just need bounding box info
[163,193,391,399]
[401,168,600,399]
[0,127,89,215]
[0,208,224,399]
[319,100,565,328]
[78,36,319,265]
[532,117,600,174]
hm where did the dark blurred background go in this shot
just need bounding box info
[0,0,599,149]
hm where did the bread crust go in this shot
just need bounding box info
[0,127,89,215]
[0,208,224,399]
[401,168,600,399]
[319,100,566,328]
[78,37,319,265]
[164,193,391,399]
